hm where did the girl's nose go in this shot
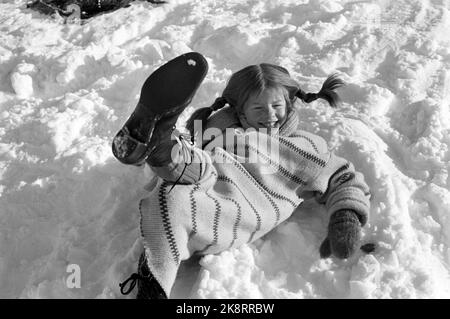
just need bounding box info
[264,105,276,119]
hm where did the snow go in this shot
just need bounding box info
[0,0,449,299]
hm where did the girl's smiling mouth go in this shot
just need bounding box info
[259,121,278,128]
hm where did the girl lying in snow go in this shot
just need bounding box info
[112,52,371,299]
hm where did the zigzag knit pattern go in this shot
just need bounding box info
[215,173,262,243]
[158,181,180,265]
[289,133,321,154]
[219,170,281,227]
[200,190,222,253]
[189,184,200,236]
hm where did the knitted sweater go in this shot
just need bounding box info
[139,106,371,297]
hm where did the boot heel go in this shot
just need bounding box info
[112,117,158,165]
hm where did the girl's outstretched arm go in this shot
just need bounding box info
[296,141,371,258]
[301,152,371,226]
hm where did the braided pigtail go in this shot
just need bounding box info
[186,97,228,137]
[296,73,345,108]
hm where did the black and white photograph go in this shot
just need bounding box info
[0,0,449,302]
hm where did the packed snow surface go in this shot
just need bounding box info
[1,0,449,298]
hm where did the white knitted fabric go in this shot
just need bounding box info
[139,107,371,297]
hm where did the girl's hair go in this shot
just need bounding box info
[186,63,344,137]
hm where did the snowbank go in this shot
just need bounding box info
[0,0,449,298]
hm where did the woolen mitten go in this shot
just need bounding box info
[320,209,361,259]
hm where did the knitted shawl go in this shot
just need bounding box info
[139,106,371,297]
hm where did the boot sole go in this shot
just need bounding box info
[112,52,208,165]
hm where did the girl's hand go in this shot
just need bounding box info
[319,210,361,259]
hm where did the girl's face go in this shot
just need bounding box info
[239,86,288,131]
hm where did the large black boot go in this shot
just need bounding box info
[112,52,208,166]
[119,252,167,299]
